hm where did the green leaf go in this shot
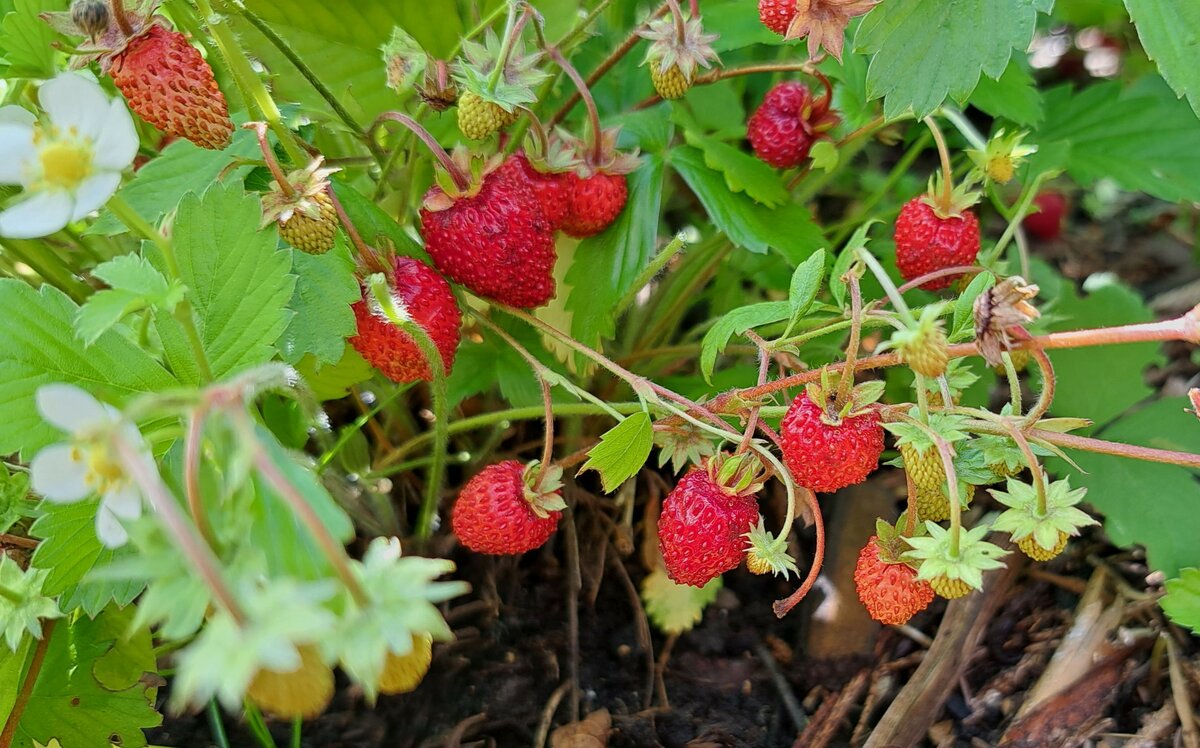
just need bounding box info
[854,0,1041,119]
[1163,568,1200,634]
[565,153,666,355]
[951,271,994,341]
[670,147,825,259]
[11,606,161,748]
[89,134,260,235]
[0,281,178,458]
[1033,77,1200,202]
[1042,275,1160,427]
[788,249,827,322]
[579,413,654,493]
[279,239,359,365]
[700,301,792,383]
[1125,0,1200,119]
[641,567,721,635]
[684,132,789,207]
[829,221,877,308]
[1056,398,1200,578]
[0,464,29,534]
[75,255,182,347]
[237,0,463,125]
[968,58,1043,125]
[331,179,428,261]
[28,501,145,617]
[160,184,296,380]
[703,0,786,52]
[0,0,65,79]
[295,348,374,402]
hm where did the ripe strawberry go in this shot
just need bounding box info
[894,197,981,291]
[511,153,570,231]
[781,388,885,493]
[1018,532,1068,561]
[854,535,935,625]
[420,155,557,308]
[561,171,628,238]
[108,25,233,150]
[657,455,763,587]
[1024,191,1068,241]
[246,644,334,719]
[747,80,839,169]
[451,461,566,555]
[757,0,796,35]
[349,256,462,382]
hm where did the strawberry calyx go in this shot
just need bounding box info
[989,476,1096,557]
[920,170,982,220]
[423,148,504,211]
[259,157,340,228]
[872,515,927,569]
[520,461,567,519]
[653,421,716,474]
[42,0,165,70]
[966,128,1037,186]
[805,368,884,427]
[704,452,767,497]
[903,521,1008,596]
[453,30,547,117]
[743,517,798,578]
[563,126,641,178]
[637,12,720,82]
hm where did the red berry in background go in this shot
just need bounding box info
[511,153,571,231]
[747,80,840,169]
[1023,191,1068,241]
[349,256,461,383]
[561,171,628,238]
[452,461,564,555]
[893,197,982,291]
[853,536,935,625]
[658,465,761,587]
[757,0,795,35]
[420,158,557,309]
[108,24,233,150]
[781,392,884,493]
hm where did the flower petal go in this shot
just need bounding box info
[0,190,73,239]
[103,483,143,520]
[0,122,36,185]
[0,106,35,127]
[95,503,130,548]
[37,73,111,140]
[36,383,110,432]
[30,444,91,502]
[70,172,121,221]
[91,98,139,171]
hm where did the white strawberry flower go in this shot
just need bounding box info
[0,72,138,239]
[29,384,153,548]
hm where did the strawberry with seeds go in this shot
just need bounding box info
[452,461,566,555]
[747,78,839,169]
[854,520,935,625]
[781,372,885,493]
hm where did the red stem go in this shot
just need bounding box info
[184,406,218,549]
[894,265,984,296]
[772,486,825,618]
[246,122,295,198]
[325,184,386,274]
[109,0,134,36]
[0,619,56,748]
[545,46,604,165]
[371,111,469,191]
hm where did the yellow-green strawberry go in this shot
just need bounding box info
[990,476,1095,563]
[914,483,974,523]
[904,522,1007,602]
[929,576,973,599]
[377,633,433,695]
[637,11,719,100]
[453,31,546,140]
[900,442,943,493]
[888,304,950,379]
[259,157,341,255]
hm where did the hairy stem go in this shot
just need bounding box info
[0,619,56,748]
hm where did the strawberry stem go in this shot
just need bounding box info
[771,485,824,618]
[1000,352,1022,415]
[903,471,918,537]
[488,0,532,93]
[246,122,296,199]
[372,111,470,192]
[665,0,688,44]
[855,247,916,327]
[545,46,605,166]
[835,271,865,407]
[923,116,955,215]
[893,412,963,557]
[324,184,387,274]
[184,405,219,550]
[109,0,134,37]
[736,330,772,455]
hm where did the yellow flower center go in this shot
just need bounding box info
[71,438,127,495]
[30,125,95,191]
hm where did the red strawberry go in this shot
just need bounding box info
[561,171,628,238]
[511,153,570,231]
[757,0,796,35]
[420,157,557,308]
[452,461,565,555]
[747,80,839,169]
[107,25,233,150]
[1023,191,1067,241]
[349,256,461,382]
[853,535,935,625]
[893,197,981,291]
[658,456,763,587]
[781,391,884,493]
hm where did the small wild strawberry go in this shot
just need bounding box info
[990,476,1096,562]
[350,256,462,383]
[559,128,640,238]
[658,454,764,587]
[245,644,334,720]
[259,157,340,255]
[747,79,839,169]
[854,524,935,625]
[420,151,557,308]
[509,132,582,232]
[1024,191,1068,241]
[780,377,885,493]
[888,305,950,379]
[904,522,1008,601]
[377,634,433,695]
[894,197,981,291]
[453,31,546,140]
[637,11,719,100]
[452,461,566,555]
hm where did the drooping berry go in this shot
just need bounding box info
[853,536,935,625]
[893,197,981,291]
[510,153,571,231]
[378,634,433,695]
[747,80,839,169]
[1023,191,1068,241]
[561,171,628,238]
[781,391,885,493]
[451,461,566,555]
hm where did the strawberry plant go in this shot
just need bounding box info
[0,0,1199,745]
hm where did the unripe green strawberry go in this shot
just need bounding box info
[377,633,433,695]
[746,548,772,575]
[457,91,517,140]
[915,483,973,523]
[246,644,334,719]
[278,190,336,255]
[890,305,949,378]
[651,64,692,99]
[1018,531,1068,561]
[900,442,943,493]
[929,576,972,599]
